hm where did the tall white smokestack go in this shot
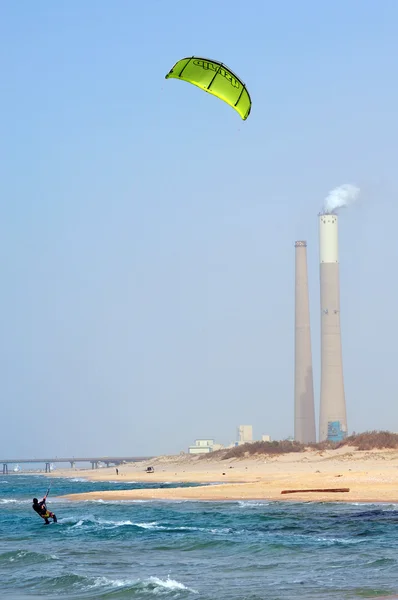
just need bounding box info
[294,241,316,443]
[318,213,347,442]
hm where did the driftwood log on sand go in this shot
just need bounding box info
[281,488,350,494]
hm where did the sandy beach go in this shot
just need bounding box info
[53,447,398,504]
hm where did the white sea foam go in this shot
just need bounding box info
[71,519,84,528]
[349,502,398,508]
[60,516,160,530]
[7,550,60,563]
[86,576,134,589]
[57,516,80,525]
[75,573,198,594]
[97,518,137,528]
[148,575,198,593]
[315,536,366,545]
[133,522,232,534]
[58,514,231,535]
[133,521,160,529]
[238,501,271,508]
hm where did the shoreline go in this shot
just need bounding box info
[38,447,398,504]
[62,489,398,504]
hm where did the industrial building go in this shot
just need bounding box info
[188,439,215,454]
[236,425,253,445]
[187,427,273,454]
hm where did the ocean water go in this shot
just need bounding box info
[1,475,398,599]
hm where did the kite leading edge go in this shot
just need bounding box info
[165,56,251,120]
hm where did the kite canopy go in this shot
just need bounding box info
[165,57,251,120]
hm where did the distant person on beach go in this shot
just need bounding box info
[116,468,119,475]
[32,495,57,525]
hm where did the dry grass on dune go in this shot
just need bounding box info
[198,431,398,461]
[341,430,398,451]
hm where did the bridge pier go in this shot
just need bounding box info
[91,461,98,470]
[3,463,8,475]
[70,461,75,468]
[45,462,51,473]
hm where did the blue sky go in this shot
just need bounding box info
[1,0,398,457]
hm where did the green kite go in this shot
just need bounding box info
[165,57,251,120]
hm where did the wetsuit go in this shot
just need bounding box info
[32,498,57,524]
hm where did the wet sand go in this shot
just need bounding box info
[52,447,398,504]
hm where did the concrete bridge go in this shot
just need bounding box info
[1,456,153,474]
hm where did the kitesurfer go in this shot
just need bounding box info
[32,493,57,525]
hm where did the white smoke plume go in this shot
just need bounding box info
[323,184,360,213]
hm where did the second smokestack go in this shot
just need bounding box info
[294,241,316,443]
